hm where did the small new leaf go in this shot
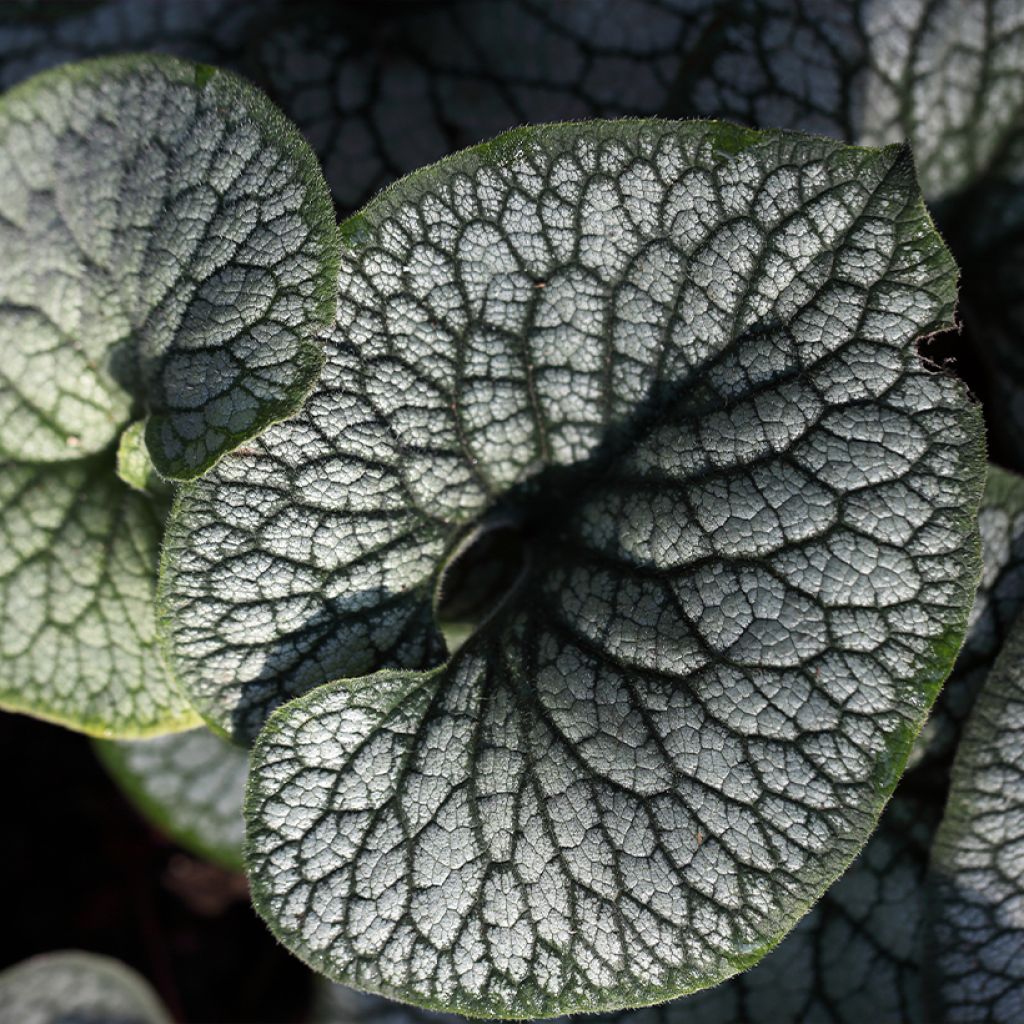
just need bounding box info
[0,53,339,479]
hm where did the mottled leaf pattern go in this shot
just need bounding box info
[0,456,197,737]
[926,615,1024,1023]
[254,0,719,210]
[166,122,988,1015]
[682,0,1024,201]
[95,726,248,869]
[312,791,938,1023]
[0,0,267,92]
[0,53,338,478]
[0,951,172,1024]
[5,3,1021,213]
[0,51,339,737]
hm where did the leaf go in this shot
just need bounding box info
[0,53,339,479]
[169,120,989,1016]
[310,790,939,1024]
[0,950,172,1024]
[0,1,274,93]
[675,0,1024,202]
[8,3,1019,217]
[912,466,1024,767]
[95,725,248,869]
[926,613,1024,1023]
[0,455,198,737]
[252,0,723,210]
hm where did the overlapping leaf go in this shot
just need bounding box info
[6,3,1021,217]
[162,120,984,1015]
[926,613,1024,1023]
[679,0,1024,201]
[96,725,248,868]
[0,53,338,478]
[0,951,172,1024]
[0,53,339,736]
[0,457,196,736]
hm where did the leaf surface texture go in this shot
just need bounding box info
[0,53,338,478]
[162,121,985,1014]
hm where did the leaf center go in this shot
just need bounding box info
[436,518,529,649]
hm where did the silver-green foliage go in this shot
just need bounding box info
[312,792,937,1023]
[0,54,337,478]
[0,456,196,736]
[0,54,338,737]
[0,951,172,1024]
[160,120,984,1016]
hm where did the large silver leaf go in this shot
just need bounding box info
[0,53,338,479]
[925,613,1024,1023]
[0,951,171,1024]
[160,121,983,1014]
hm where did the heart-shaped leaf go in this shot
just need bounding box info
[0,53,338,479]
[0,951,171,1024]
[95,725,248,869]
[925,612,1024,1023]
[0,456,197,737]
[162,121,984,1015]
[0,52,340,737]
[912,466,1024,767]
